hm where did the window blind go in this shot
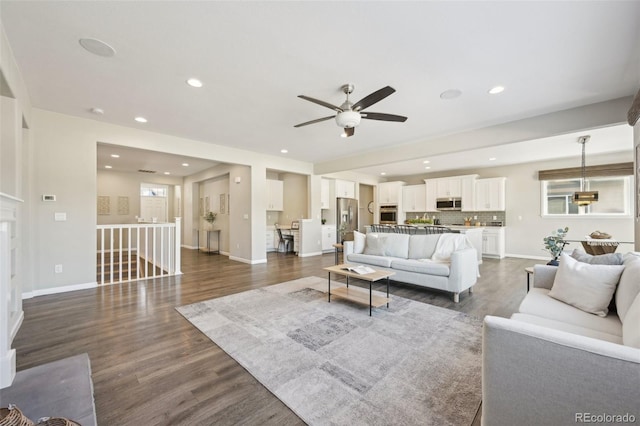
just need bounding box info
[537,162,633,181]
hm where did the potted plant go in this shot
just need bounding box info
[203,211,217,230]
[543,226,569,266]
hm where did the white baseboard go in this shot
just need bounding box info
[298,251,323,258]
[182,244,198,250]
[23,281,98,299]
[229,255,267,264]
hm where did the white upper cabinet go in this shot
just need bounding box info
[378,181,405,205]
[460,175,478,212]
[475,177,506,211]
[424,179,438,212]
[402,184,427,212]
[320,178,331,209]
[266,179,284,211]
[436,177,462,198]
[335,179,356,198]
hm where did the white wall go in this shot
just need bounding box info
[635,120,639,251]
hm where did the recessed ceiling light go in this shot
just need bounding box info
[79,38,116,57]
[110,154,120,158]
[134,116,147,123]
[164,172,171,175]
[340,132,347,138]
[104,165,112,169]
[186,78,203,88]
[380,172,386,176]
[488,86,505,95]
[489,157,497,161]
[439,89,462,100]
[425,166,431,170]
[423,160,430,164]
[182,163,189,167]
[280,149,288,154]
[90,107,104,115]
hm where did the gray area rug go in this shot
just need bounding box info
[177,276,482,426]
[0,353,97,426]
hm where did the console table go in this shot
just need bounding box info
[197,229,220,255]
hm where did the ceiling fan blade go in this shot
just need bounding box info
[361,112,408,122]
[352,86,396,111]
[294,115,335,128]
[344,127,355,137]
[298,95,343,112]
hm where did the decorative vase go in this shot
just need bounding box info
[547,258,559,266]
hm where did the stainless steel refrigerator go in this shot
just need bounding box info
[336,197,358,243]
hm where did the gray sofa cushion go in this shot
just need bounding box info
[511,313,623,344]
[616,254,640,323]
[407,234,440,259]
[363,233,410,258]
[570,248,624,265]
[519,288,623,336]
[390,259,450,277]
[347,253,394,268]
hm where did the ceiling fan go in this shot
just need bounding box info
[294,84,407,137]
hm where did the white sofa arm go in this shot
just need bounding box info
[482,316,640,426]
[447,248,478,292]
[343,241,354,262]
[532,264,557,289]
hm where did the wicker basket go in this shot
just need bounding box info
[581,241,619,255]
[36,418,80,426]
[0,405,34,426]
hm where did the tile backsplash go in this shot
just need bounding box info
[406,211,506,226]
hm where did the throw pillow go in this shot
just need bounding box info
[622,292,640,349]
[548,253,625,317]
[570,248,623,265]
[353,231,365,254]
[363,233,385,256]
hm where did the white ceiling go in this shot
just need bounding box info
[2,1,639,177]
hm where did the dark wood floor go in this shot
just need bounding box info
[14,249,534,425]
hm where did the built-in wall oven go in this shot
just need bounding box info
[379,205,398,224]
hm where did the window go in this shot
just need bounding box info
[541,176,632,216]
[140,184,167,197]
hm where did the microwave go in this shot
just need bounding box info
[379,206,398,224]
[436,198,462,211]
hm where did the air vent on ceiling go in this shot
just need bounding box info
[137,169,157,174]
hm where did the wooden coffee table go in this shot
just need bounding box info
[323,264,394,316]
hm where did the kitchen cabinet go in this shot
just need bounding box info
[402,184,426,212]
[424,179,438,212]
[482,227,506,258]
[320,178,331,209]
[266,179,283,211]
[460,175,477,211]
[321,225,337,251]
[266,229,276,252]
[475,177,506,211]
[378,181,405,205]
[335,179,356,198]
[436,177,462,198]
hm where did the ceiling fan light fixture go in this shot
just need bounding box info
[335,110,361,128]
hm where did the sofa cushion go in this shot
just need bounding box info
[622,292,640,349]
[519,288,623,336]
[407,235,440,259]
[390,259,450,277]
[511,313,623,345]
[347,253,394,268]
[548,253,624,317]
[570,248,624,265]
[616,253,640,323]
[364,233,410,258]
[353,231,365,254]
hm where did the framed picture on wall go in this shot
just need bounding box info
[636,144,640,218]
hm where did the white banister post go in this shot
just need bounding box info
[174,217,182,275]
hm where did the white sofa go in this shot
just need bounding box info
[482,252,640,425]
[343,232,478,302]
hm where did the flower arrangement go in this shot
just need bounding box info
[543,226,569,264]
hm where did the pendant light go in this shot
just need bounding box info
[572,135,598,206]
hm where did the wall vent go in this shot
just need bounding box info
[137,169,157,174]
